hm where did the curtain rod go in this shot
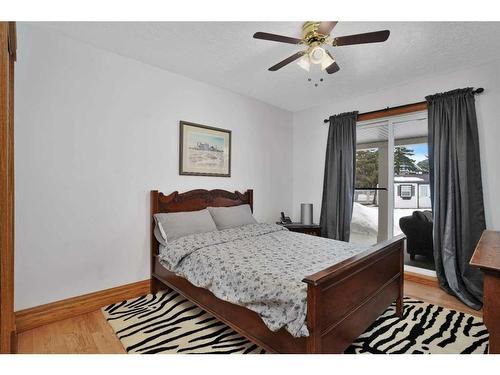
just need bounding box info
[323,87,484,124]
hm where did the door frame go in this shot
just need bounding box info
[0,21,16,354]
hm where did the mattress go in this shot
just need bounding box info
[159,223,368,337]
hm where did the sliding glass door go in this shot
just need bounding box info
[350,111,434,271]
[392,115,434,271]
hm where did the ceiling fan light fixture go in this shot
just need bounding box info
[309,46,325,64]
[254,22,390,73]
[297,54,311,71]
[320,53,335,70]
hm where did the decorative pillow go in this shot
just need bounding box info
[153,208,217,244]
[207,204,257,230]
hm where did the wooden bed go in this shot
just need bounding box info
[150,189,405,354]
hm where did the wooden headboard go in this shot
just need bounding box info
[151,189,253,215]
[150,189,253,258]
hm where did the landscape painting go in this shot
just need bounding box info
[179,121,231,177]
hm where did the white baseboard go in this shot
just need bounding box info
[404,264,437,277]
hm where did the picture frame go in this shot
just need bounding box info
[179,121,231,177]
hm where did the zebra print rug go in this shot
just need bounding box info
[102,290,488,354]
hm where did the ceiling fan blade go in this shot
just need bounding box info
[325,51,340,74]
[333,30,390,46]
[325,61,340,74]
[253,32,302,45]
[269,51,305,71]
[317,21,338,35]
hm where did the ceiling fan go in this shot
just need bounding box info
[253,22,390,74]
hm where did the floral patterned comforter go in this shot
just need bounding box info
[159,223,368,337]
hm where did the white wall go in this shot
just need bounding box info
[14,25,293,310]
[293,59,500,230]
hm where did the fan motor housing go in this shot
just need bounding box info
[302,21,327,45]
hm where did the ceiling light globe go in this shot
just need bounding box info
[297,55,311,71]
[309,46,325,64]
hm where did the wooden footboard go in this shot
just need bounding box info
[303,235,405,353]
[150,189,405,354]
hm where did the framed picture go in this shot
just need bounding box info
[179,121,231,177]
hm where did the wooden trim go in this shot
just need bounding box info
[7,22,16,60]
[15,280,150,333]
[404,270,439,287]
[0,21,16,354]
[323,102,428,125]
[324,88,484,124]
[357,102,428,122]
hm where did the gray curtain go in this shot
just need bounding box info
[320,111,358,241]
[426,88,485,310]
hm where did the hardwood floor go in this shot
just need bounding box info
[17,280,482,354]
[404,280,482,317]
[18,310,125,354]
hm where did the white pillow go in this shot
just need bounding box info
[153,208,217,244]
[207,204,257,230]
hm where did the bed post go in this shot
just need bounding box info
[305,283,321,353]
[150,190,165,295]
[247,189,253,212]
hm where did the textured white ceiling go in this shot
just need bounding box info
[28,21,500,112]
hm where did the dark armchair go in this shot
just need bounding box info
[399,210,434,260]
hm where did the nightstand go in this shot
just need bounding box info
[276,222,321,237]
